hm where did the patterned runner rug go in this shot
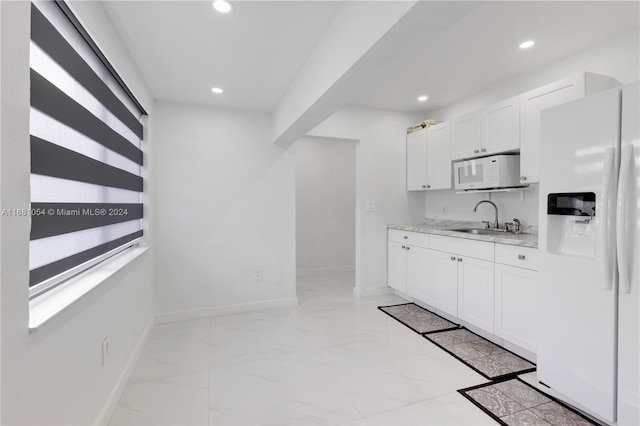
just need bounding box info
[378,303,459,334]
[458,378,598,426]
[424,328,536,380]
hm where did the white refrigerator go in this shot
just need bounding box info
[538,82,639,425]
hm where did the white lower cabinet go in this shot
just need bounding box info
[431,248,494,330]
[458,256,495,332]
[388,241,408,292]
[431,249,459,316]
[406,245,432,302]
[494,245,539,353]
[430,235,495,330]
[387,230,430,296]
[387,230,538,353]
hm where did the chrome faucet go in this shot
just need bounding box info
[512,218,522,234]
[473,200,499,229]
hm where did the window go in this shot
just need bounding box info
[29,0,147,298]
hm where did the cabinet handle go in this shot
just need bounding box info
[401,245,406,249]
[422,185,426,188]
[403,236,408,239]
[450,256,456,261]
[521,176,527,181]
[474,149,480,154]
[518,254,526,260]
[426,185,431,189]
[457,257,463,262]
[406,246,411,250]
[481,148,486,152]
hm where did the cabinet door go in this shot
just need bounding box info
[494,263,538,353]
[452,111,483,160]
[458,256,495,333]
[484,96,520,155]
[407,130,428,191]
[388,241,407,292]
[426,122,452,190]
[431,250,458,316]
[519,75,584,183]
[406,245,432,303]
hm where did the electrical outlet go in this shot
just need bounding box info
[101,336,110,367]
[254,269,262,281]
[366,201,376,212]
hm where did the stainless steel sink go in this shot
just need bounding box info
[449,228,513,235]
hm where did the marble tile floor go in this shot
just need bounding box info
[109,270,498,425]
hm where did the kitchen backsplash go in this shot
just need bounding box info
[424,184,540,229]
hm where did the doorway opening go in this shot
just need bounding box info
[294,136,357,302]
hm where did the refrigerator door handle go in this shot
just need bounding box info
[600,147,617,291]
[616,144,634,294]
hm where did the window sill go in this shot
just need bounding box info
[29,245,150,332]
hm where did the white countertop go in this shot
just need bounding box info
[388,222,538,248]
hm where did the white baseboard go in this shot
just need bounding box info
[154,297,299,324]
[353,286,394,298]
[95,316,155,425]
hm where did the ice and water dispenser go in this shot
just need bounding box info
[546,192,596,257]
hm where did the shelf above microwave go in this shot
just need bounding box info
[455,186,529,194]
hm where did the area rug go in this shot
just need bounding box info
[378,303,459,334]
[458,377,598,426]
[424,328,536,380]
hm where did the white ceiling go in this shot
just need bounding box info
[102,1,640,114]
[354,1,640,113]
[101,1,343,111]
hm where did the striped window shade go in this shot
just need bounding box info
[29,1,147,297]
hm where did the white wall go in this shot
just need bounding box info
[0,2,155,424]
[153,102,296,317]
[296,137,356,271]
[425,185,540,230]
[307,107,424,295]
[424,29,640,226]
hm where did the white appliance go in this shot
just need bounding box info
[453,154,521,190]
[538,82,639,425]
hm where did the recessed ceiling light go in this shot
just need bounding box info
[211,87,223,94]
[213,0,233,13]
[519,40,535,49]
[418,95,428,102]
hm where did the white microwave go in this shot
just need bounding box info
[453,154,521,190]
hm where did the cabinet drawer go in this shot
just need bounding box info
[495,244,538,270]
[388,229,429,248]
[430,235,494,261]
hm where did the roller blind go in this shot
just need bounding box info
[29,0,146,296]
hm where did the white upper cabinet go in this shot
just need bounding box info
[452,97,520,161]
[426,122,452,190]
[519,72,617,183]
[407,124,452,191]
[410,72,616,187]
[484,96,520,155]
[406,128,428,191]
[451,111,483,160]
